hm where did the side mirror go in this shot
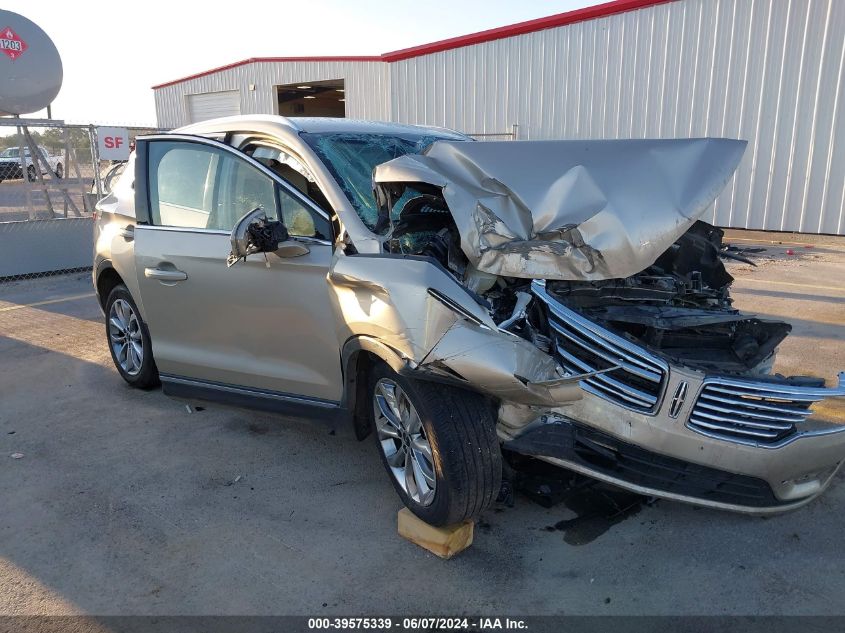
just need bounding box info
[227,207,309,267]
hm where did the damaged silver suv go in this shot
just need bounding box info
[94,115,845,525]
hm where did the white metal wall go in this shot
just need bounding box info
[154,60,390,129]
[154,0,845,234]
[388,0,845,234]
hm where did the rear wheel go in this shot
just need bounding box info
[370,363,501,526]
[105,285,159,389]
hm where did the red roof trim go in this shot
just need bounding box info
[152,0,674,89]
[381,0,674,61]
[152,56,383,89]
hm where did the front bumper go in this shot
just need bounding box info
[501,283,845,513]
[504,417,843,513]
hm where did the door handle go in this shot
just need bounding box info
[144,267,187,282]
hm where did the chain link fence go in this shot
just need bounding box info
[0,119,160,281]
[0,120,159,221]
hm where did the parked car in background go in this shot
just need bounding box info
[93,115,845,526]
[0,145,63,182]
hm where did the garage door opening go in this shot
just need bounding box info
[276,79,345,117]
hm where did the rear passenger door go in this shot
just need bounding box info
[133,135,343,402]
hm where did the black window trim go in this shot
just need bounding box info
[135,133,333,243]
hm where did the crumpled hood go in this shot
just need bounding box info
[373,138,746,281]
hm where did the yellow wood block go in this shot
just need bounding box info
[397,508,474,559]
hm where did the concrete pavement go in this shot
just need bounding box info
[1,237,844,617]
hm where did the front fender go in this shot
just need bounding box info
[328,251,583,412]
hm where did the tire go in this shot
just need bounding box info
[55,163,63,179]
[26,165,36,182]
[369,363,501,526]
[104,284,159,389]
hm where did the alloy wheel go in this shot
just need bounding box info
[108,299,144,376]
[373,378,436,506]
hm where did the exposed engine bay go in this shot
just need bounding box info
[377,180,792,378]
[540,223,791,375]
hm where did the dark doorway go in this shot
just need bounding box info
[276,79,345,117]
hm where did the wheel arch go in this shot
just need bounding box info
[95,261,124,311]
[341,336,408,441]
[339,335,496,441]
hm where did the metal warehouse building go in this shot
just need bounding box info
[153,0,845,235]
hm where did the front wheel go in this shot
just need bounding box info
[26,165,36,182]
[370,364,501,526]
[105,284,159,389]
[55,163,63,179]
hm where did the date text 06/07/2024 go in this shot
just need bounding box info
[307,617,528,630]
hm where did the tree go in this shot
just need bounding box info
[0,131,43,151]
[41,127,92,151]
[0,128,92,152]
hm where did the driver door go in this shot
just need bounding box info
[133,136,342,402]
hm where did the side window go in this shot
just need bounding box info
[246,144,333,240]
[149,142,217,228]
[215,153,278,231]
[277,186,331,240]
[148,141,278,231]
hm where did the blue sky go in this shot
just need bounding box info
[18,0,599,126]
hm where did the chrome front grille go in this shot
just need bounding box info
[532,281,668,413]
[689,379,821,445]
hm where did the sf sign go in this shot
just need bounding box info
[97,127,131,161]
[0,26,27,61]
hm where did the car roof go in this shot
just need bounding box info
[175,114,467,140]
